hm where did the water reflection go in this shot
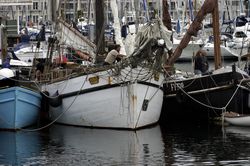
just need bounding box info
[0,131,41,165]
[225,126,250,139]
[2,124,250,165]
[161,123,250,165]
[47,124,165,165]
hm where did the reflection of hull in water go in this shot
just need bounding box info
[225,126,250,138]
[0,131,40,165]
[49,124,164,165]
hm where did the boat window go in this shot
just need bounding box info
[235,31,247,38]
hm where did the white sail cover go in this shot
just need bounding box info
[134,19,173,52]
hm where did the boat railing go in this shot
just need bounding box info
[36,68,75,83]
[38,65,105,83]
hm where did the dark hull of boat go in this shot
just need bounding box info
[161,70,250,123]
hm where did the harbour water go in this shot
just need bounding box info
[1,122,250,165]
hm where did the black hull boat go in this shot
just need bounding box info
[160,0,250,124]
[161,65,250,122]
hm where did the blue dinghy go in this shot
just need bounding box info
[0,86,42,130]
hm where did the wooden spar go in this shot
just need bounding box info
[212,0,222,69]
[165,0,221,69]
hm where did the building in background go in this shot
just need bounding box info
[0,0,248,31]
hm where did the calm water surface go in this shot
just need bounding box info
[1,122,250,165]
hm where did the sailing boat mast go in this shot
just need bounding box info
[95,0,105,56]
[212,0,221,69]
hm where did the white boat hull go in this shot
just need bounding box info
[43,68,164,129]
[225,116,250,126]
[173,38,203,60]
[14,41,50,66]
[202,43,247,59]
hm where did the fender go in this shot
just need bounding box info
[49,90,62,107]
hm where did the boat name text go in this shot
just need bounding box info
[170,82,184,91]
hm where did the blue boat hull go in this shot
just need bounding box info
[0,86,42,130]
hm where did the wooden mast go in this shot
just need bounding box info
[212,0,222,69]
[95,0,105,56]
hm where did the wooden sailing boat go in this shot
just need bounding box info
[161,0,250,122]
[40,1,172,129]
